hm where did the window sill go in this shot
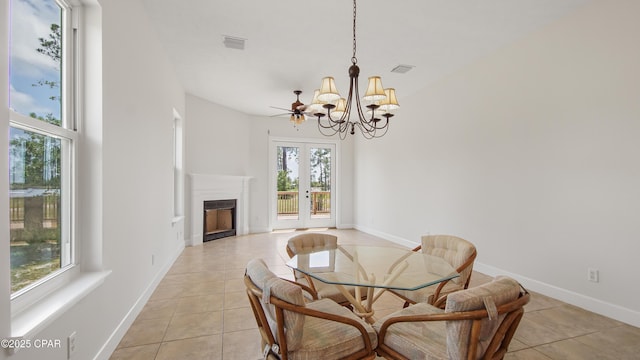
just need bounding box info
[11,270,111,341]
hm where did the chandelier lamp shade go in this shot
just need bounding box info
[312,0,400,139]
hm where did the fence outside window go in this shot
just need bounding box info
[277,191,330,215]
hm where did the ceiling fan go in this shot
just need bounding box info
[270,90,311,127]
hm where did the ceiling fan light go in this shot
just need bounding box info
[363,76,386,101]
[290,113,305,125]
[318,77,341,102]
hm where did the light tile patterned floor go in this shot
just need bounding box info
[110,229,640,359]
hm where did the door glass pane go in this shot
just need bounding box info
[277,146,300,220]
[9,0,63,126]
[309,147,331,219]
[9,126,65,293]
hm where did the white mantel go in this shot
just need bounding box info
[188,174,252,246]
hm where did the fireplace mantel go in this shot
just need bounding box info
[188,174,251,246]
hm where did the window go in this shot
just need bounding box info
[173,109,184,219]
[9,0,77,297]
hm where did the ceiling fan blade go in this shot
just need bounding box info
[269,106,293,112]
[270,113,291,117]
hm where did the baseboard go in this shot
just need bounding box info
[250,226,271,234]
[93,240,185,360]
[353,224,419,249]
[336,223,354,230]
[474,262,640,328]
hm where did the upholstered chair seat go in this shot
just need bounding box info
[245,258,377,360]
[375,276,530,360]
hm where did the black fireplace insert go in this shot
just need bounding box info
[203,199,236,241]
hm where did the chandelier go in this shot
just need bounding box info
[310,0,400,139]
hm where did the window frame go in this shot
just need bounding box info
[3,0,109,342]
[172,108,184,220]
[8,0,79,308]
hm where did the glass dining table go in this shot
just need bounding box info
[286,244,458,323]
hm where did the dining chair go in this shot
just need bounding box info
[244,258,378,360]
[389,234,477,307]
[374,276,530,360]
[286,233,365,307]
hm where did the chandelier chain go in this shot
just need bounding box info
[352,0,357,64]
[315,0,398,139]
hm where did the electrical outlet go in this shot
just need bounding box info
[588,268,599,283]
[67,331,77,359]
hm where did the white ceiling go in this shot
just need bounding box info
[140,0,592,117]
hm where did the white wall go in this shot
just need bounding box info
[1,0,186,358]
[93,0,186,356]
[185,94,252,176]
[354,0,640,326]
[97,0,187,354]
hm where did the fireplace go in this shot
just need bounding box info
[203,199,236,241]
[188,174,251,246]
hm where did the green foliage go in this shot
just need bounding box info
[32,22,62,113]
[310,148,331,190]
[277,170,298,191]
[13,227,60,243]
[277,170,289,191]
[10,256,60,293]
[277,146,299,191]
[10,123,61,189]
[29,111,61,126]
[37,24,61,63]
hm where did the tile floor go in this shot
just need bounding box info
[110,229,640,359]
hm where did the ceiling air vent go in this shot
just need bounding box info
[223,35,246,50]
[391,64,415,74]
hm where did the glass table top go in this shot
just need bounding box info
[286,244,459,291]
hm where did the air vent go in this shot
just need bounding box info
[223,35,246,50]
[391,64,415,74]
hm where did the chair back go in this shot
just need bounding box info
[287,233,338,256]
[421,235,477,287]
[444,276,529,360]
[245,258,306,351]
[287,233,338,280]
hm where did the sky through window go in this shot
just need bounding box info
[9,0,62,120]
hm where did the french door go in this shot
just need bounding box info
[272,140,336,229]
